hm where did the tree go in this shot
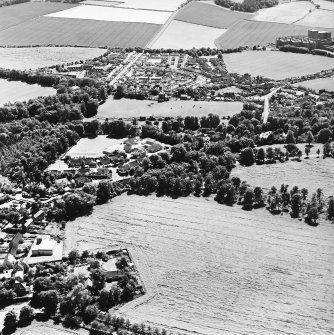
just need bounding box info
[4,311,17,330]
[239,147,255,166]
[19,306,34,325]
[83,305,97,324]
[122,283,135,302]
[306,131,314,146]
[285,130,295,144]
[317,128,331,143]
[327,197,334,221]
[68,249,80,264]
[96,181,110,204]
[254,186,264,206]
[306,206,318,225]
[243,188,255,209]
[91,269,105,293]
[39,290,58,315]
[256,147,265,163]
[291,193,302,217]
[305,146,310,158]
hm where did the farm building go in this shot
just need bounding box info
[101,258,121,278]
[31,235,57,256]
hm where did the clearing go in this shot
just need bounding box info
[46,5,171,24]
[174,1,253,29]
[0,17,160,48]
[64,194,334,335]
[97,98,243,119]
[294,76,334,93]
[223,50,334,80]
[252,1,314,24]
[296,9,334,29]
[0,47,106,70]
[0,79,56,106]
[151,20,226,49]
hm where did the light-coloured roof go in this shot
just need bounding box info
[102,258,118,272]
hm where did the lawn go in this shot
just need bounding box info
[175,1,253,29]
[294,76,334,93]
[0,47,106,70]
[296,9,334,29]
[46,4,172,24]
[151,20,226,49]
[0,78,56,106]
[223,50,334,80]
[0,17,161,48]
[97,98,243,119]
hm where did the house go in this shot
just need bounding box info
[3,253,15,268]
[101,258,122,279]
[9,233,22,256]
[31,235,57,256]
[33,210,45,221]
[24,218,33,229]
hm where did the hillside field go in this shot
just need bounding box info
[223,51,334,80]
[0,47,106,70]
[64,194,334,335]
[97,98,243,119]
[296,9,334,29]
[294,76,334,93]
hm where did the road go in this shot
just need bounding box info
[262,87,281,123]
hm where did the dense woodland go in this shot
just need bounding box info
[215,0,279,12]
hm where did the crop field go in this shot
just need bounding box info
[214,20,330,49]
[252,1,314,24]
[223,51,334,80]
[0,79,56,106]
[46,5,171,24]
[114,0,187,11]
[64,194,334,335]
[175,1,253,28]
[0,2,77,31]
[0,17,160,48]
[0,47,106,70]
[296,10,334,29]
[313,0,334,10]
[97,98,243,119]
[294,76,334,92]
[151,20,226,49]
[232,156,334,196]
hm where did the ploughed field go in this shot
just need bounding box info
[65,195,334,335]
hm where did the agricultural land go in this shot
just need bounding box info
[294,76,334,93]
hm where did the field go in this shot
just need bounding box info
[46,5,171,24]
[64,194,334,335]
[223,51,334,80]
[97,98,243,119]
[0,78,56,106]
[252,1,314,24]
[0,2,77,31]
[313,0,334,10]
[175,1,253,28]
[294,76,334,92]
[214,20,332,49]
[151,20,226,49]
[113,0,187,11]
[0,17,160,48]
[19,321,88,335]
[0,47,106,70]
[296,9,334,29]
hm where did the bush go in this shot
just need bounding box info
[19,306,34,326]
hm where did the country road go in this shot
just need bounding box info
[262,87,281,123]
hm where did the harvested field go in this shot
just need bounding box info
[0,2,77,31]
[223,51,334,80]
[175,1,252,28]
[64,194,334,335]
[46,5,171,24]
[215,20,333,49]
[0,17,160,48]
[97,98,243,119]
[252,1,314,24]
[0,78,56,106]
[0,47,106,70]
[296,9,334,29]
[151,20,226,49]
[115,0,187,11]
[313,0,334,11]
[19,321,88,335]
[294,76,334,93]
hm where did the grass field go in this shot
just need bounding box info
[0,17,160,48]
[175,1,252,29]
[0,78,56,106]
[64,194,334,335]
[214,20,332,49]
[46,4,171,24]
[223,51,334,80]
[294,76,334,92]
[0,47,106,70]
[97,98,243,119]
[296,9,334,29]
[0,2,77,31]
[151,20,226,49]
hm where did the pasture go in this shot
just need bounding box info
[223,51,334,80]
[0,79,56,106]
[175,1,252,28]
[294,76,334,93]
[151,20,226,49]
[0,47,106,70]
[97,98,243,119]
[0,17,160,48]
[65,194,334,335]
[46,4,171,24]
[296,10,334,29]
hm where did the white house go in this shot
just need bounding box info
[31,235,57,256]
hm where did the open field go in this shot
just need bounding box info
[294,76,334,92]
[0,2,77,31]
[18,321,88,335]
[64,194,334,335]
[46,5,171,24]
[151,20,226,49]
[252,1,314,24]
[223,51,334,80]
[98,98,243,119]
[0,47,106,70]
[215,20,333,49]
[296,9,334,29]
[313,0,334,10]
[0,79,56,106]
[175,1,252,28]
[0,17,160,48]
[114,0,186,11]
